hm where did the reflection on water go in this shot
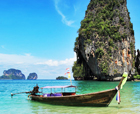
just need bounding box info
[0,80,140,114]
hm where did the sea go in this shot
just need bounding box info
[0,79,140,114]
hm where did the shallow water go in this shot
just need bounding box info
[0,80,140,114]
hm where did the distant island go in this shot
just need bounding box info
[27,73,38,80]
[56,76,68,80]
[0,68,25,80]
[0,68,38,80]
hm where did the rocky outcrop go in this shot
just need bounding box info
[73,0,135,81]
[0,68,25,80]
[56,76,68,80]
[27,73,38,80]
[135,49,140,75]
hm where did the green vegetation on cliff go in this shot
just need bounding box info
[56,76,68,80]
[72,62,85,78]
[134,74,140,79]
[0,75,24,80]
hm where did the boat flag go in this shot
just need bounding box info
[65,68,71,79]
[65,68,70,74]
[66,68,69,70]
[65,68,72,85]
[68,73,71,79]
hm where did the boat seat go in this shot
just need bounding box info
[43,93,63,97]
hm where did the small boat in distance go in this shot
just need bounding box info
[28,73,128,107]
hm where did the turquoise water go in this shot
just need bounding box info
[0,80,140,114]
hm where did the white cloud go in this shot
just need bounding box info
[54,0,75,26]
[0,53,36,65]
[36,53,76,66]
[0,53,77,79]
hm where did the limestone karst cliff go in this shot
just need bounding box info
[135,49,140,75]
[0,68,25,80]
[73,0,135,81]
[27,73,38,80]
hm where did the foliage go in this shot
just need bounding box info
[95,48,104,58]
[133,75,140,79]
[129,23,134,35]
[114,69,118,74]
[99,61,109,74]
[78,0,122,47]
[108,46,113,56]
[122,33,127,39]
[85,39,92,44]
[87,0,99,9]
[56,76,68,80]
[95,41,104,47]
[131,29,134,35]
[119,16,126,26]
[111,32,121,42]
[72,62,85,78]
[119,16,124,23]
[129,22,133,28]
[0,75,11,79]
[109,39,114,47]
[0,75,24,80]
[124,25,127,29]
[120,0,124,5]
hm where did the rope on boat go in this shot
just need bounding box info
[115,86,121,104]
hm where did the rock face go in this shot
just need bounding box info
[0,68,25,80]
[135,49,140,75]
[27,73,38,80]
[73,0,135,80]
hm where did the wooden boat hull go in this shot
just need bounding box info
[29,88,117,107]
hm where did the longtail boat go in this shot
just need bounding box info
[28,72,128,107]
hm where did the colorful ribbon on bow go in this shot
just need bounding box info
[115,86,121,104]
[115,72,128,104]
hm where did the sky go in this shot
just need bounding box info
[0,0,139,79]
